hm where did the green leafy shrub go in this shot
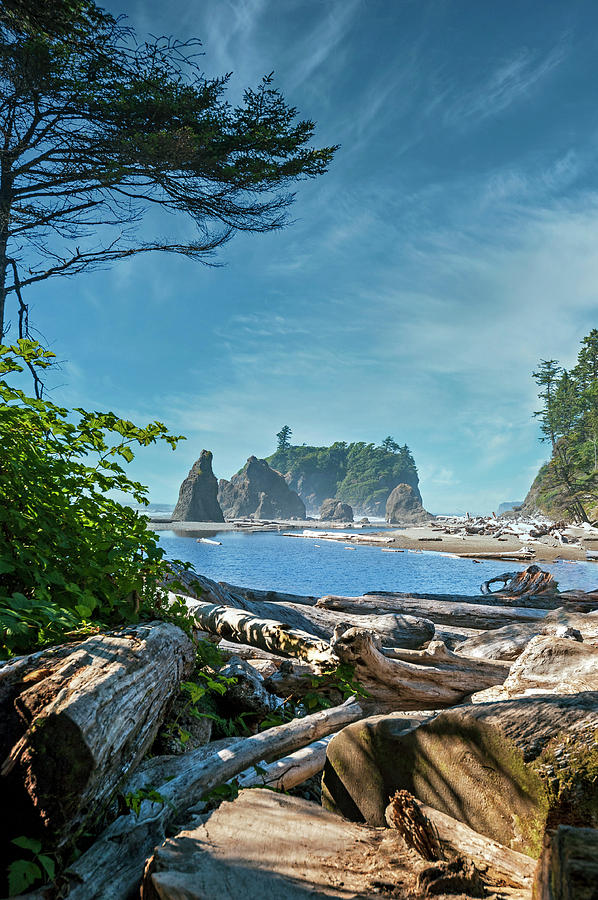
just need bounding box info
[0,340,185,658]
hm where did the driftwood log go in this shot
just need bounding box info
[167,571,435,649]
[318,592,553,630]
[385,793,535,888]
[172,593,334,664]
[481,565,558,598]
[64,699,365,900]
[455,608,598,661]
[533,824,598,899]
[471,634,598,702]
[140,788,417,900]
[0,622,194,849]
[330,627,509,710]
[323,693,598,856]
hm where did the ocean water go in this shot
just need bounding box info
[157,529,598,597]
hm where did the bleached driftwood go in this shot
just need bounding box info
[167,570,435,648]
[65,699,365,900]
[173,593,334,665]
[330,626,509,710]
[317,593,551,630]
[456,608,598,661]
[385,793,535,888]
[1,622,194,848]
[233,734,334,793]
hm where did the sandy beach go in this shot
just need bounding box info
[381,523,598,563]
[148,516,598,565]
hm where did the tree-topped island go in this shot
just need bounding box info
[267,434,422,516]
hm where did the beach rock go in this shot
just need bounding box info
[322,694,598,857]
[386,483,430,524]
[218,457,306,520]
[319,498,354,521]
[172,450,224,522]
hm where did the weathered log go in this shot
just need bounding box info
[0,622,194,849]
[533,825,598,899]
[234,734,334,792]
[385,793,535,888]
[458,549,535,560]
[168,570,435,648]
[172,593,334,664]
[64,698,365,900]
[323,694,598,857]
[456,608,598,661]
[318,592,552,630]
[481,565,558,598]
[330,626,509,711]
[140,788,416,900]
[471,634,598,702]
[217,656,279,715]
[220,581,318,607]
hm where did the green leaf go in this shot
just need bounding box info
[11,835,42,853]
[8,859,42,895]
[37,854,56,880]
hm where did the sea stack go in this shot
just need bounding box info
[172,450,224,522]
[218,456,306,520]
[385,483,430,524]
[319,498,354,522]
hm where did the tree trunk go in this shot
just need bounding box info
[0,623,194,849]
[64,699,365,900]
[455,609,598,661]
[220,582,318,607]
[173,593,334,664]
[140,788,418,900]
[318,593,553,630]
[385,793,535,889]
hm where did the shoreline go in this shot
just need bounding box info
[148,517,598,563]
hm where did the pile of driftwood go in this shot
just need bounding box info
[433,513,598,552]
[2,565,598,898]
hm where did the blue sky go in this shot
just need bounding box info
[27,0,598,513]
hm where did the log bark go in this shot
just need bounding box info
[64,699,365,900]
[318,592,552,630]
[385,794,535,888]
[330,627,509,711]
[322,693,598,857]
[533,825,598,899]
[0,622,194,849]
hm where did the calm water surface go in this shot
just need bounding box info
[157,530,598,596]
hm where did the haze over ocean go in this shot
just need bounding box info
[33,0,598,514]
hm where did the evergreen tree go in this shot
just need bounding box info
[276,425,292,451]
[0,0,337,358]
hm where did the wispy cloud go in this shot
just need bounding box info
[442,40,569,128]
